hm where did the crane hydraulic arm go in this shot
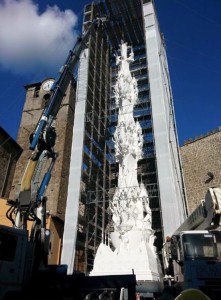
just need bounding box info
[162,188,221,299]
[173,187,221,235]
[7,18,106,231]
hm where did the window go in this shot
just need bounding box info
[183,233,216,259]
[214,232,221,257]
[34,85,40,97]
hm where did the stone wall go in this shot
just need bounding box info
[10,79,76,221]
[180,130,221,213]
[0,127,22,198]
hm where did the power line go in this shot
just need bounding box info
[174,0,221,27]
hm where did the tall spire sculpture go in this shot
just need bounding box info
[91,42,162,283]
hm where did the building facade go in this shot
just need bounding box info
[61,0,187,274]
[180,129,221,213]
[0,127,22,199]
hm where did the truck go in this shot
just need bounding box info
[163,187,221,299]
[0,17,137,300]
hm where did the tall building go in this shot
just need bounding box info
[10,79,76,221]
[61,0,187,274]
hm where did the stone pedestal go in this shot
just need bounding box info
[91,229,162,282]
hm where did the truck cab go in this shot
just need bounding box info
[169,230,221,298]
[0,225,33,299]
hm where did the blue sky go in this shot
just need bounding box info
[0,0,220,145]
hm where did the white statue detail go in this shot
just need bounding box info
[90,42,162,284]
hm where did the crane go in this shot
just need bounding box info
[162,187,221,299]
[0,17,108,300]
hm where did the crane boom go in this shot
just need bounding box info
[173,187,221,235]
[162,187,221,298]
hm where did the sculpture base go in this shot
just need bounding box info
[90,230,163,283]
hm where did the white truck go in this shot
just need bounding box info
[163,187,221,299]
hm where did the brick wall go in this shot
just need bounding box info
[180,130,221,213]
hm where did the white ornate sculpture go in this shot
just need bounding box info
[90,42,162,284]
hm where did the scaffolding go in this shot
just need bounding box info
[70,3,111,273]
[72,0,186,273]
[72,0,164,274]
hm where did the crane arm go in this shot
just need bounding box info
[173,187,221,235]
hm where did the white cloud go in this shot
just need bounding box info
[0,0,78,75]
